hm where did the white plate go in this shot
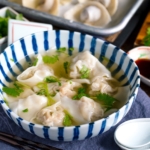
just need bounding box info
[8,19,53,45]
[128,46,150,86]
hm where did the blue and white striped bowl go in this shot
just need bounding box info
[0,30,140,141]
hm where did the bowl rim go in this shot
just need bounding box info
[127,46,150,85]
[128,46,150,55]
[0,29,141,130]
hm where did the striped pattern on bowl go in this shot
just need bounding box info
[0,30,140,141]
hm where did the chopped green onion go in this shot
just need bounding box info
[63,61,70,74]
[42,55,59,64]
[22,108,28,112]
[80,65,90,79]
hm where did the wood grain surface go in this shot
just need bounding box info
[134,12,150,46]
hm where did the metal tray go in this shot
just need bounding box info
[0,0,144,36]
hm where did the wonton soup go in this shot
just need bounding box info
[2,48,130,127]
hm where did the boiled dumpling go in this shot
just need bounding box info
[33,78,83,98]
[9,94,48,121]
[79,0,118,16]
[97,0,111,8]
[77,0,118,16]
[36,101,65,126]
[69,51,111,79]
[22,0,39,9]
[33,77,66,94]
[35,53,44,66]
[17,65,54,87]
[98,0,118,16]
[113,85,130,103]
[72,0,79,4]
[79,96,104,122]
[64,1,111,27]
[36,0,59,15]
[22,0,59,16]
[59,81,82,98]
[60,0,71,5]
[90,75,130,103]
[9,101,19,114]
[4,88,35,103]
[52,92,62,102]
[61,96,88,124]
[77,0,90,3]
[71,79,90,84]
[90,75,120,95]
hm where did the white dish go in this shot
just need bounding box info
[8,19,53,45]
[0,6,28,53]
[114,118,150,150]
[128,46,150,86]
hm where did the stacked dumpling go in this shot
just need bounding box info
[22,0,59,16]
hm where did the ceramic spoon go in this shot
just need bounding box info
[114,118,150,150]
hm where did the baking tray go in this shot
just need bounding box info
[0,0,144,36]
[113,0,150,48]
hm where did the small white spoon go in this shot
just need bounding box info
[114,118,150,150]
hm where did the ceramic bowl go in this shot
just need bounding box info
[0,30,140,141]
[128,46,150,86]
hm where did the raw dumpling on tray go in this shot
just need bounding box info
[10,0,119,27]
[99,0,118,16]
[77,0,118,16]
[22,0,59,16]
[64,1,111,27]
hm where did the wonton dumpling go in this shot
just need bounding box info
[36,101,65,126]
[113,85,130,103]
[79,96,104,122]
[90,75,130,103]
[71,79,90,84]
[59,81,82,98]
[4,88,35,103]
[90,75,120,95]
[35,53,44,66]
[97,0,111,8]
[9,94,47,121]
[69,51,111,79]
[33,78,83,98]
[64,1,111,27]
[98,0,118,16]
[60,0,71,5]
[46,78,67,95]
[61,96,88,124]
[77,0,90,3]
[9,101,18,114]
[53,93,61,102]
[17,65,54,87]
[22,0,38,9]
[77,0,118,16]
[22,0,59,16]
[33,81,61,94]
